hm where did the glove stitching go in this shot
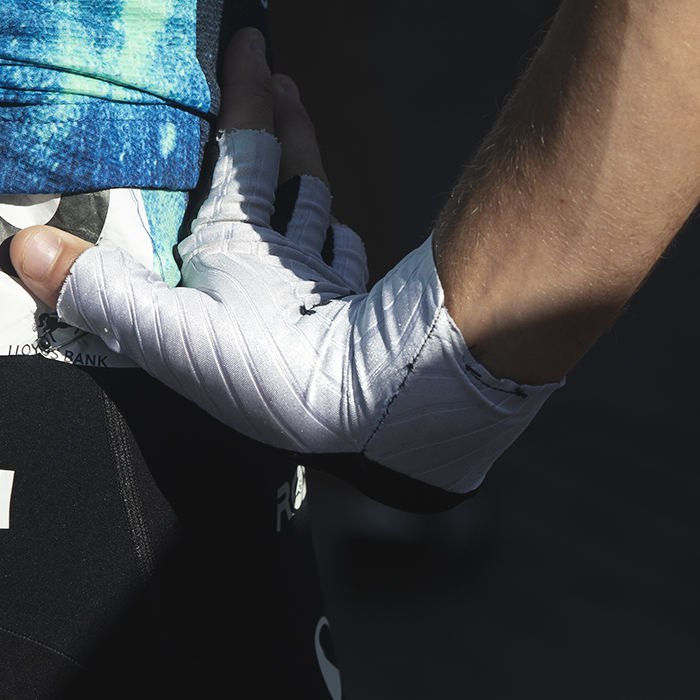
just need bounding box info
[361,309,442,453]
[462,360,528,398]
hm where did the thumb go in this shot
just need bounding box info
[10,226,93,309]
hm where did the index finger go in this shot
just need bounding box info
[217,28,274,135]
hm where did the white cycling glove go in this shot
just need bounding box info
[57,129,562,494]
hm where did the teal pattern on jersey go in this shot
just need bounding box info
[0,0,211,194]
[141,189,186,287]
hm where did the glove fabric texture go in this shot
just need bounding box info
[57,129,561,494]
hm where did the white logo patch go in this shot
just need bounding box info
[276,466,307,532]
[0,470,15,529]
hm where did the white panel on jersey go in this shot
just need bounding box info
[0,470,15,529]
[0,188,155,367]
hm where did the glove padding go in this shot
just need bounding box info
[57,129,561,493]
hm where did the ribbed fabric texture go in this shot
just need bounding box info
[57,130,562,494]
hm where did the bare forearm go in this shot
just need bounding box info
[434,0,700,384]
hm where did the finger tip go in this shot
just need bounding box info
[16,226,63,280]
[218,28,274,133]
[10,225,92,309]
[236,26,264,41]
[224,27,267,71]
[227,26,263,50]
[272,74,300,100]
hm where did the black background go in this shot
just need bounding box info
[269,1,700,698]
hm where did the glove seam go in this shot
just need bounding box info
[361,309,441,454]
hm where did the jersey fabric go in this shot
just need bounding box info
[0,2,344,697]
[0,356,339,698]
[3,0,225,194]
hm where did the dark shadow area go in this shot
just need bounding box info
[0,356,336,698]
[270,1,700,698]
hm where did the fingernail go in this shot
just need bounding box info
[22,228,61,280]
[248,30,266,57]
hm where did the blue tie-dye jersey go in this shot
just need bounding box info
[0,0,212,194]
